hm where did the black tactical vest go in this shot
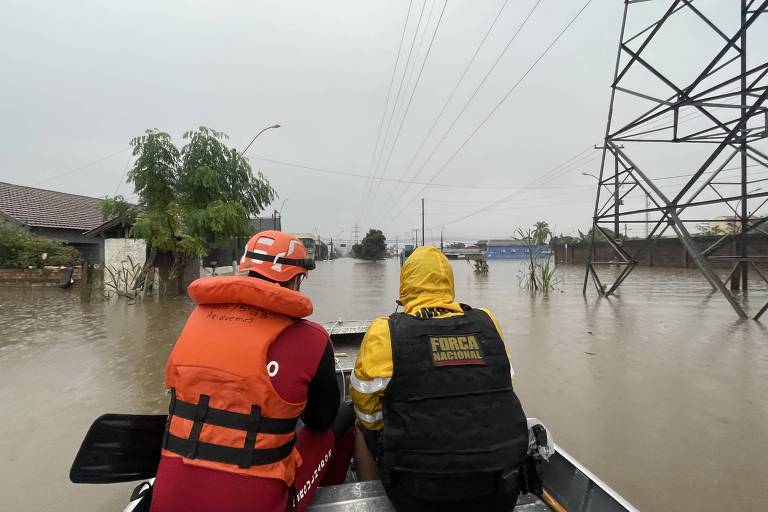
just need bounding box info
[381,306,529,500]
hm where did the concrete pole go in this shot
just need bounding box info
[421,198,425,246]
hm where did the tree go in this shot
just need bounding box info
[533,221,552,245]
[576,226,617,242]
[105,127,276,292]
[100,195,141,236]
[0,226,81,269]
[352,229,387,260]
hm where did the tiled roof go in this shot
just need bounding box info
[0,181,104,231]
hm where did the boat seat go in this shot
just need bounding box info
[307,480,551,511]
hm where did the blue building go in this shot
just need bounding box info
[485,239,548,260]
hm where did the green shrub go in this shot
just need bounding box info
[0,226,82,269]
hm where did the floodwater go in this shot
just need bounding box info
[1,258,767,511]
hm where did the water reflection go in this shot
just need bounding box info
[1,259,767,511]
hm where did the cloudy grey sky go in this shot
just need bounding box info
[2,0,766,244]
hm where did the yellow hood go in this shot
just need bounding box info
[399,246,462,315]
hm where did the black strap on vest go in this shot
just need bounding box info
[245,251,316,270]
[164,433,296,468]
[170,395,298,434]
[164,390,299,468]
[185,394,209,459]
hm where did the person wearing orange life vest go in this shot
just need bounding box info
[150,231,355,512]
[351,246,529,512]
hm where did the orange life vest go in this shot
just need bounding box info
[161,276,314,485]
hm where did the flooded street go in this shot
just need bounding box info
[2,258,768,511]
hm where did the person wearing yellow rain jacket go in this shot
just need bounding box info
[351,246,529,512]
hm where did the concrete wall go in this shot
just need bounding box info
[554,233,768,271]
[102,238,147,295]
[104,238,147,269]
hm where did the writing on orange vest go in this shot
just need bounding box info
[162,276,313,485]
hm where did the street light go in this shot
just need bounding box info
[279,198,288,216]
[240,123,281,155]
[581,172,600,181]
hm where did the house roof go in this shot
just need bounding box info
[0,181,104,231]
[83,217,123,238]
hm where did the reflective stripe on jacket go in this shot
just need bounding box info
[351,247,509,430]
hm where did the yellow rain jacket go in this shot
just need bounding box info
[351,246,507,430]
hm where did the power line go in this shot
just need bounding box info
[381,144,597,224]
[386,0,595,226]
[33,147,131,186]
[113,152,134,195]
[433,164,768,230]
[371,0,513,218]
[248,154,599,190]
[362,0,429,217]
[377,0,544,220]
[359,0,415,217]
[364,0,448,222]
[397,0,439,103]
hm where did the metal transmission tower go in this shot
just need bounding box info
[584,0,768,320]
[352,224,361,245]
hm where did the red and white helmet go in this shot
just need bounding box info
[238,230,315,282]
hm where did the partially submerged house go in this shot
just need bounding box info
[485,239,548,260]
[0,181,105,262]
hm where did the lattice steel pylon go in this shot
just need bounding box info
[584,0,768,320]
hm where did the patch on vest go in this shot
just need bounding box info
[428,334,486,367]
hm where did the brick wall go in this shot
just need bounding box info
[554,234,768,271]
[0,267,82,285]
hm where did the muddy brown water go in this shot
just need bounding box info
[1,258,767,511]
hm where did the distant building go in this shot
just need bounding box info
[485,239,548,260]
[399,244,416,265]
[293,233,328,260]
[0,181,104,262]
[442,246,482,260]
[204,215,283,267]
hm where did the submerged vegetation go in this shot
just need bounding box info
[103,255,144,300]
[516,224,559,293]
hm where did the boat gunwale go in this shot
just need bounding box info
[553,444,639,512]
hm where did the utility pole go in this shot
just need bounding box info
[421,198,425,246]
[440,229,444,252]
[413,229,419,247]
